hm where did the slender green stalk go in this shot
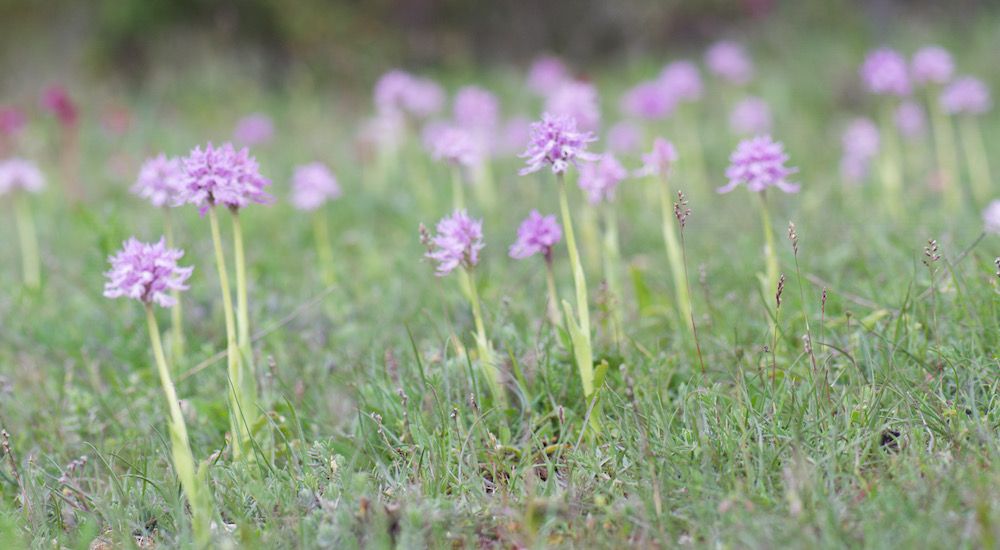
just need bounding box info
[145,306,214,547]
[230,211,259,447]
[878,102,903,220]
[208,209,248,459]
[473,161,497,213]
[451,165,466,210]
[460,268,505,405]
[579,200,603,273]
[927,91,960,210]
[312,212,336,286]
[657,179,693,335]
[13,192,40,290]
[959,116,993,205]
[601,205,623,345]
[164,210,185,363]
[757,193,779,313]
[557,175,595,399]
[544,258,562,326]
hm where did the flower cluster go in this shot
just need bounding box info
[519,113,598,176]
[729,96,772,135]
[132,154,185,208]
[0,158,45,195]
[453,86,500,132]
[180,142,272,212]
[895,100,926,138]
[659,60,703,102]
[578,153,627,204]
[606,121,642,154]
[233,113,275,146]
[940,76,991,115]
[510,210,562,261]
[911,46,954,86]
[634,138,678,178]
[40,85,78,127]
[719,135,799,194]
[425,209,484,276]
[545,80,601,132]
[860,48,911,96]
[0,107,26,136]
[840,118,880,184]
[426,124,480,167]
[527,55,571,96]
[374,70,444,118]
[620,81,675,120]
[103,237,193,307]
[290,162,341,211]
[706,41,754,85]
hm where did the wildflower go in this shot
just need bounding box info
[453,86,500,132]
[634,137,678,178]
[528,55,571,96]
[606,121,642,154]
[291,162,341,211]
[729,96,773,135]
[842,117,881,160]
[983,200,1000,234]
[180,142,272,212]
[360,110,406,154]
[659,60,703,102]
[940,76,991,115]
[132,154,185,208]
[0,107,26,136]
[40,85,78,126]
[578,153,627,204]
[426,209,484,276]
[719,135,799,194]
[103,237,193,307]
[497,116,532,156]
[0,158,45,195]
[545,81,601,132]
[427,124,480,167]
[519,113,598,176]
[911,46,954,86]
[705,41,754,85]
[232,113,274,146]
[895,100,926,138]
[620,81,675,120]
[374,70,443,117]
[509,210,562,260]
[860,48,911,96]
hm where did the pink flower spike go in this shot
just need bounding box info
[180,142,272,213]
[0,107,26,136]
[40,85,78,127]
[940,76,991,116]
[545,80,601,132]
[729,96,773,135]
[912,46,954,86]
[510,210,562,261]
[519,113,598,176]
[578,153,627,205]
[291,162,341,211]
[659,60,703,102]
[634,138,678,178]
[132,154,185,208]
[0,158,45,195]
[233,113,275,146]
[719,135,798,194]
[860,48,911,97]
[103,237,193,308]
[706,41,754,85]
[425,209,485,276]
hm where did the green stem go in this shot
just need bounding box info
[473,161,497,213]
[602,205,623,345]
[757,193,779,324]
[928,91,960,210]
[164,210,185,363]
[451,165,466,210]
[145,306,213,547]
[461,268,504,405]
[679,105,708,191]
[312,212,336,286]
[208,208,247,459]
[960,116,993,205]
[557,175,594,396]
[657,178,693,335]
[13,192,40,289]
[230,211,259,445]
[878,102,903,220]
[544,259,562,326]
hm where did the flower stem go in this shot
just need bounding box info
[461,268,505,405]
[544,259,562,326]
[164,210,185,364]
[230,211,259,444]
[960,116,992,205]
[145,305,214,547]
[451,165,466,210]
[927,91,960,210]
[878,102,903,220]
[13,192,40,290]
[757,193,779,325]
[657,178,692,335]
[312,212,336,287]
[557,175,594,397]
[601,205,623,346]
[208,208,248,459]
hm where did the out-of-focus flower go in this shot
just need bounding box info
[291,162,341,211]
[895,100,926,138]
[233,113,274,146]
[578,153,627,204]
[519,113,598,176]
[0,158,45,195]
[374,70,444,118]
[719,135,798,193]
[634,138,678,178]
[606,121,642,154]
[528,55,571,96]
[842,117,880,160]
[0,107,27,136]
[103,237,193,308]
[983,200,1000,234]
[40,85,78,127]
[911,46,954,86]
[840,154,870,184]
[729,96,772,135]
[496,116,532,156]
[860,48,911,96]
[659,60,703,102]
[425,209,484,276]
[180,142,272,212]
[132,154,185,208]
[545,80,601,132]
[509,210,562,260]
[453,86,500,132]
[426,124,480,167]
[705,41,754,85]
[620,81,675,120]
[940,76,991,115]
[360,110,406,154]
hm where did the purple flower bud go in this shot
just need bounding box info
[984,200,1000,234]
[606,121,642,154]
[509,210,562,260]
[425,209,485,276]
[579,153,626,204]
[860,48,911,97]
[527,55,571,96]
[232,113,274,147]
[103,237,193,308]
[132,154,185,208]
[291,162,341,211]
[719,135,799,194]
[895,100,926,138]
[659,60,703,102]
[634,137,678,178]
[519,113,598,176]
[706,41,754,85]
[545,81,601,132]
[729,96,773,135]
[911,46,954,86]
[0,158,45,195]
[940,76,991,115]
[180,142,272,213]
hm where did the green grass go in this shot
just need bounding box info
[2,15,1000,549]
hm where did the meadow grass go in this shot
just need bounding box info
[1,19,1000,549]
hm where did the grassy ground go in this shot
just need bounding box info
[2,15,1000,549]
